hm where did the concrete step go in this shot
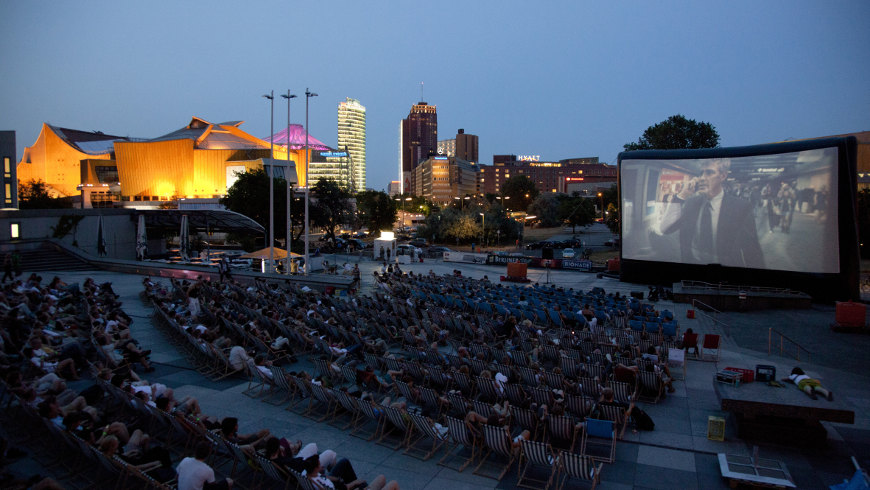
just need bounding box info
[18,245,92,272]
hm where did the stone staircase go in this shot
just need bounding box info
[17,243,92,273]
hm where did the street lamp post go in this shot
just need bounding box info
[304,88,318,275]
[395,196,412,229]
[281,91,297,276]
[262,91,274,273]
[479,212,485,248]
[597,192,604,219]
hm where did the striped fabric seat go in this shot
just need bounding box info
[517,440,558,490]
[474,424,517,481]
[555,451,603,490]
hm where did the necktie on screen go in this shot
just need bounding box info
[699,201,714,262]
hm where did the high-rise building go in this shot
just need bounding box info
[455,129,478,163]
[399,102,437,194]
[337,97,366,192]
[437,138,455,157]
[478,155,615,195]
[1,131,17,208]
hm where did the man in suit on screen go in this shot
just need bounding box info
[659,158,764,268]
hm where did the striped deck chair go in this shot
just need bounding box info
[546,414,579,452]
[595,403,630,439]
[439,415,481,472]
[610,381,637,406]
[476,376,501,403]
[529,387,552,408]
[333,389,363,430]
[579,418,616,463]
[340,364,359,389]
[308,384,340,422]
[394,379,421,408]
[560,356,580,378]
[510,405,541,441]
[364,352,383,371]
[566,394,593,419]
[555,451,602,490]
[504,383,527,407]
[379,404,414,450]
[420,387,445,419]
[576,376,600,398]
[288,468,319,490]
[353,399,384,441]
[517,440,558,490]
[469,358,488,376]
[447,391,469,418]
[474,424,518,481]
[268,367,295,406]
[406,413,449,461]
[544,371,564,391]
[253,453,292,490]
[453,371,476,398]
[288,375,312,412]
[637,370,665,404]
[313,358,339,385]
[517,366,540,387]
[472,399,495,419]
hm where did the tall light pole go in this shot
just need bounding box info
[395,196,412,229]
[597,192,604,219]
[304,88,318,274]
[479,212,485,248]
[281,91,297,275]
[263,91,274,273]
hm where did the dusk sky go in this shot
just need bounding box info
[2,1,868,191]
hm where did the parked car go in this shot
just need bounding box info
[561,248,576,259]
[409,238,428,248]
[347,238,368,250]
[425,246,451,258]
[396,244,422,256]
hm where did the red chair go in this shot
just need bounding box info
[683,332,699,359]
[701,334,721,361]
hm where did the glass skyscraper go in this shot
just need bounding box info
[337,97,366,192]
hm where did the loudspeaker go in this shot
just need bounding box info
[542,247,554,260]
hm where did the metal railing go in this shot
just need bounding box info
[768,328,811,361]
[691,299,730,337]
[681,280,808,297]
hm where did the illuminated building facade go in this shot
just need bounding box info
[337,98,366,192]
[387,181,401,196]
[413,156,480,204]
[437,138,455,157]
[399,102,437,193]
[1,131,17,208]
[478,155,615,194]
[18,117,308,207]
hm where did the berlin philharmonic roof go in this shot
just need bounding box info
[265,124,330,150]
[48,125,130,155]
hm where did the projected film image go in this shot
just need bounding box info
[621,148,839,274]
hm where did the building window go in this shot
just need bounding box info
[3,157,9,177]
[10,222,20,239]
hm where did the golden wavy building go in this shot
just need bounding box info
[16,117,326,206]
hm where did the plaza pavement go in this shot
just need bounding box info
[26,254,870,490]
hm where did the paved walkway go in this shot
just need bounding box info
[33,257,870,489]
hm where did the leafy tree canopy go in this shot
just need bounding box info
[528,194,560,227]
[501,175,540,212]
[356,190,397,237]
[557,194,595,232]
[310,178,352,243]
[18,180,72,209]
[219,169,301,251]
[624,114,719,151]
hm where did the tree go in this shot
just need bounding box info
[601,184,620,234]
[310,178,352,244]
[356,190,397,237]
[219,169,298,251]
[528,194,560,227]
[18,180,72,209]
[624,114,719,151]
[557,194,595,232]
[501,175,539,212]
[445,214,481,244]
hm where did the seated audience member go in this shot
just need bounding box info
[219,417,270,455]
[302,454,398,490]
[261,437,337,473]
[176,442,233,490]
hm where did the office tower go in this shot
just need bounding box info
[337,97,366,192]
[454,129,478,163]
[399,102,437,194]
[437,138,455,157]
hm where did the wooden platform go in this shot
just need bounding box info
[714,375,854,446]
